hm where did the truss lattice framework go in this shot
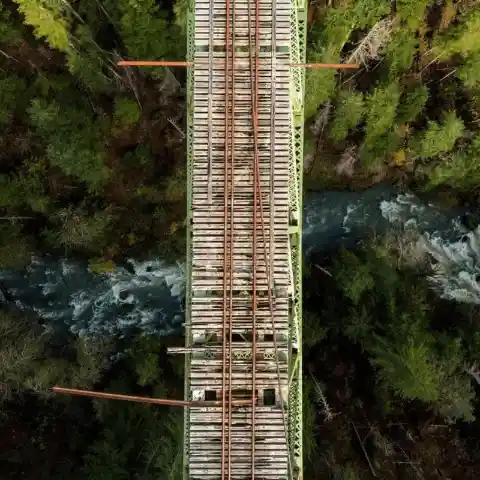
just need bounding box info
[289,0,306,477]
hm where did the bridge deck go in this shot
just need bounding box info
[185,0,297,478]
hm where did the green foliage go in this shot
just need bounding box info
[14,0,70,52]
[173,0,189,35]
[0,75,26,125]
[335,249,375,305]
[0,175,24,208]
[114,98,141,127]
[0,310,113,401]
[82,336,182,479]
[165,167,186,202]
[23,164,51,213]
[0,223,33,269]
[434,9,480,58]
[123,145,153,166]
[0,160,52,214]
[414,111,464,159]
[312,242,477,421]
[14,2,113,92]
[67,24,113,93]
[48,139,110,191]
[345,305,373,344]
[427,135,480,189]
[128,337,162,387]
[53,207,113,252]
[88,258,116,274]
[326,0,390,33]
[70,336,114,387]
[305,0,390,120]
[0,3,21,44]
[386,27,419,75]
[362,130,403,166]
[396,0,429,29]
[352,0,391,28]
[135,352,160,386]
[360,81,403,166]
[435,337,475,421]
[396,85,429,124]
[457,53,480,88]
[118,0,180,60]
[303,311,330,348]
[371,332,474,421]
[0,308,179,477]
[371,333,441,403]
[364,82,401,144]
[329,91,365,141]
[83,401,182,479]
[82,434,130,480]
[28,99,111,190]
[305,46,338,120]
[303,379,321,462]
[0,310,45,401]
[335,464,359,480]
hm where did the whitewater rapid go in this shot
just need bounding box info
[0,258,185,336]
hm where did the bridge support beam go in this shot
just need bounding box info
[288,1,306,477]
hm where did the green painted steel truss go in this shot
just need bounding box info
[289,1,306,477]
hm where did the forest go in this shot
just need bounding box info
[0,0,480,478]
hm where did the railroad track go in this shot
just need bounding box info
[185,0,292,478]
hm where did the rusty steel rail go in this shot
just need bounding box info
[248,0,260,475]
[228,0,236,477]
[118,60,194,67]
[221,0,232,475]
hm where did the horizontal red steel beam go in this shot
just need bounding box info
[117,60,193,67]
[52,386,253,407]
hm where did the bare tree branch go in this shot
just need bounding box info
[311,101,332,136]
[336,145,358,176]
[167,117,186,138]
[314,264,332,277]
[346,19,393,67]
[351,422,377,477]
[309,370,335,421]
[466,362,480,384]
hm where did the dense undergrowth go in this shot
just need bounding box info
[0,313,184,478]
[0,0,189,269]
[303,235,480,478]
[0,0,480,478]
[305,0,480,194]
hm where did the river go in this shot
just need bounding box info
[0,185,479,336]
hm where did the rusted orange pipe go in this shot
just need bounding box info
[289,63,360,69]
[52,386,251,407]
[117,60,193,67]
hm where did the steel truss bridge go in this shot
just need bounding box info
[51,0,362,474]
[179,0,306,478]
